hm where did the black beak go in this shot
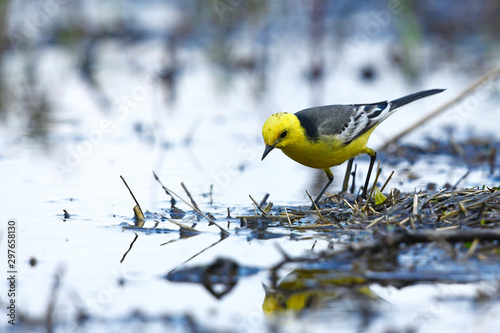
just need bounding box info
[261,144,275,161]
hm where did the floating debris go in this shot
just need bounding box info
[166,258,261,299]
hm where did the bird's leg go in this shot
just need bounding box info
[313,168,334,208]
[361,149,377,199]
[350,164,357,194]
[342,158,354,192]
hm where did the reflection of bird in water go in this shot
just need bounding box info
[262,269,381,314]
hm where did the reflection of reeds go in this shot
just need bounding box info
[18,266,66,333]
[0,1,6,121]
[23,54,53,142]
[393,0,422,80]
[153,171,229,236]
[382,67,500,150]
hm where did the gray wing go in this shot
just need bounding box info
[295,102,391,145]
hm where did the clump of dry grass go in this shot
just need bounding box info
[237,186,500,231]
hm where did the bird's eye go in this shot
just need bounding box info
[280,130,288,139]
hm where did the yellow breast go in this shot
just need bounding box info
[280,127,376,170]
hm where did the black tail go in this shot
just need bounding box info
[390,89,445,111]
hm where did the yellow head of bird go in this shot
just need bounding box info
[261,112,298,160]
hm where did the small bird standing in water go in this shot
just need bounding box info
[261,89,445,205]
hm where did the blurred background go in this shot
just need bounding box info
[2,0,499,206]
